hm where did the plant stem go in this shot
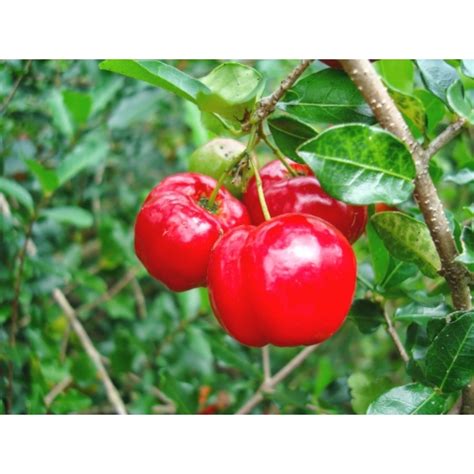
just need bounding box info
[250,153,271,221]
[426,117,466,159]
[244,60,314,131]
[383,305,409,363]
[260,129,298,177]
[262,346,271,383]
[0,60,32,115]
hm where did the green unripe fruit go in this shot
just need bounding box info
[188,138,247,197]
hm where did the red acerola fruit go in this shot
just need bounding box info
[207,213,357,347]
[243,159,368,243]
[374,203,398,213]
[134,172,249,292]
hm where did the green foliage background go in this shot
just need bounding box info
[1,60,473,414]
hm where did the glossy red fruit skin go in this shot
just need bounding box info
[134,172,250,292]
[208,214,357,347]
[243,159,368,243]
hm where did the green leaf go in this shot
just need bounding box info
[57,131,108,185]
[376,60,414,94]
[159,370,195,414]
[348,372,392,414]
[389,89,426,133]
[394,302,449,324]
[41,206,94,228]
[425,312,474,392]
[456,224,474,271]
[447,81,474,124]
[62,90,92,125]
[416,60,459,103]
[461,60,474,79]
[445,168,474,185]
[297,124,415,205]
[278,69,374,125]
[0,177,34,213]
[99,59,209,103]
[90,76,124,115]
[367,383,448,414]
[381,260,418,290]
[371,212,441,278]
[108,90,161,129]
[197,62,265,120]
[349,299,384,334]
[366,220,390,283]
[48,90,74,138]
[268,114,317,161]
[414,90,446,136]
[25,159,60,195]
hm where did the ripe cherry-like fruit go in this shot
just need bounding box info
[134,172,249,292]
[207,213,357,347]
[243,159,368,243]
[188,138,248,197]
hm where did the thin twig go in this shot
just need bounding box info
[262,346,271,383]
[425,117,466,159]
[44,375,73,408]
[131,277,147,319]
[249,153,271,220]
[0,60,32,115]
[237,345,319,414]
[244,59,314,131]
[383,307,409,363]
[77,268,139,314]
[52,288,127,415]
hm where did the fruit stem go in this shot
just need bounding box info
[207,126,259,208]
[250,152,271,221]
[260,131,298,177]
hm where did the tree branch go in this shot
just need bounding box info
[243,59,314,131]
[52,288,127,415]
[340,60,471,311]
[237,344,319,414]
[383,307,409,363]
[425,117,466,159]
[340,59,473,414]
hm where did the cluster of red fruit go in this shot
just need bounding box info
[134,139,369,347]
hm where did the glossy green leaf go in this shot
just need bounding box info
[278,69,374,125]
[297,124,415,205]
[197,62,264,120]
[25,159,59,195]
[366,220,390,283]
[57,132,108,185]
[461,60,474,79]
[0,177,34,213]
[394,302,449,324]
[268,114,317,161]
[368,383,448,414]
[456,224,474,271]
[389,89,426,133]
[41,206,94,228]
[447,81,474,124]
[371,212,441,278]
[381,259,418,290]
[414,90,446,136]
[348,372,392,414]
[376,60,414,94]
[349,299,384,334]
[62,90,92,125]
[416,60,459,103]
[48,90,74,138]
[99,59,209,103]
[425,312,474,392]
